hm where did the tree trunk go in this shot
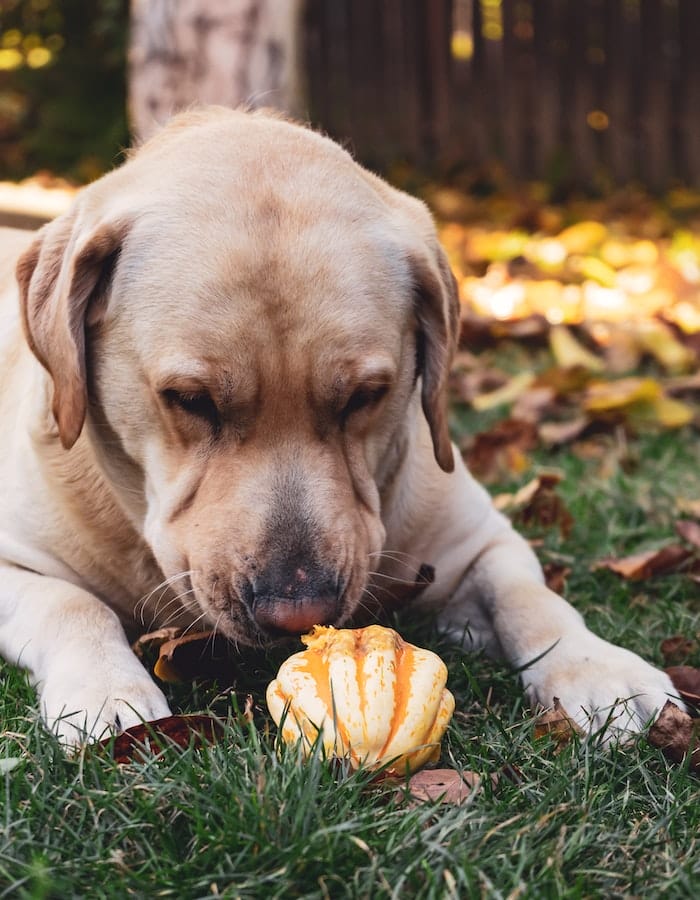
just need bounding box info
[129,0,305,143]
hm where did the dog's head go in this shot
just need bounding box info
[16,108,458,643]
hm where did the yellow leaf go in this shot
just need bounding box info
[472,371,535,410]
[557,221,607,254]
[467,229,529,263]
[577,256,617,287]
[549,325,605,372]
[632,396,695,429]
[584,377,661,412]
[633,320,695,373]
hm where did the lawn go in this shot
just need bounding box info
[1,407,699,898]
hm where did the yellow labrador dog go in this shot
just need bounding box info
[0,107,678,744]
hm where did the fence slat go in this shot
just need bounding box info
[304,0,700,188]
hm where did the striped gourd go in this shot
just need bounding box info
[266,625,454,775]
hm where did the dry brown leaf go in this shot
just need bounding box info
[99,714,225,764]
[675,519,700,549]
[538,416,590,446]
[666,665,700,706]
[406,768,483,806]
[592,544,692,580]
[533,698,583,748]
[647,701,700,773]
[661,635,699,666]
[511,385,557,423]
[449,368,508,405]
[675,497,700,518]
[153,631,235,684]
[463,418,538,483]
[494,472,573,538]
[132,626,183,659]
[542,562,572,594]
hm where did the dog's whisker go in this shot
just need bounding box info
[136,570,194,626]
[177,610,208,639]
[155,588,200,629]
[367,569,419,585]
[367,549,423,570]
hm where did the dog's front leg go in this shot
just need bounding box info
[0,563,171,745]
[435,512,680,736]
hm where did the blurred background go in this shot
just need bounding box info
[1,0,699,188]
[2,0,700,430]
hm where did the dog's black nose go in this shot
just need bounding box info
[252,565,339,634]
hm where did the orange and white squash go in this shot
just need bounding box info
[266,624,455,775]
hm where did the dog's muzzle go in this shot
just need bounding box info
[250,562,341,635]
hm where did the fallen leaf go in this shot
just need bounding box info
[584,377,662,412]
[665,665,700,706]
[557,221,607,254]
[661,635,698,666]
[549,325,605,372]
[99,714,225,764]
[630,395,695,429]
[153,631,235,684]
[538,416,590,446]
[406,768,483,805]
[633,319,695,373]
[132,626,183,659]
[675,520,700,550]
[493,471,563,511]
[542,562,572,594]
[675,497,700,518]
[499,472,574,538]
[647,701,700,773]
[471,371,535,411]
[463,418,538,483]
[534,698,583,748]
[592,545,692,580]
[511,385,557,423]
[449,367,508,405]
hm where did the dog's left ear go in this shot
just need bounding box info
[412,242,460,473]
[16,210,128,450]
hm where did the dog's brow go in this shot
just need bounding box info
[153,360,210,387]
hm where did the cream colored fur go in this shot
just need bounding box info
[0,108,680,744]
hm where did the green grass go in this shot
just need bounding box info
[1,427,699,899]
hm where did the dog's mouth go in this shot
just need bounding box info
[190,566,355,646]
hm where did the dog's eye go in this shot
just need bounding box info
[342,384,389,418]
[162,389,220,429]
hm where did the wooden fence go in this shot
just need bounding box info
[304,0,700,189]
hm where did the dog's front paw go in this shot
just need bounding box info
[522,631,683,739]
[40,653,172,747]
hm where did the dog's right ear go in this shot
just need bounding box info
[16,210,128,450]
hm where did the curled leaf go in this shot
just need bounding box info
[542,562,572,594]
[471,372,535,411]
[99,715,225,764]
[647,701,700,773]
[665,665,700,706]
[549,325,605,372]
[534,698,583,748]
[494,472,573,538]
[661,636,698,666]
[592,545,691,580]
[153,631,235,684]
[675,520,700,550]
[406,768,484,806]
[464,418,538,483]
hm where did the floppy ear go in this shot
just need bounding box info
[16,211,127,450]
[412,243,460,473]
